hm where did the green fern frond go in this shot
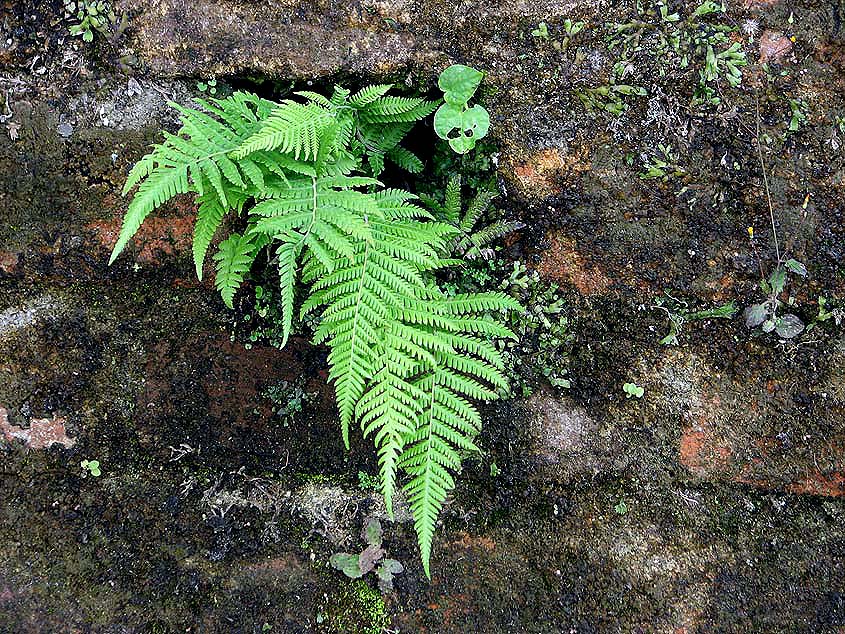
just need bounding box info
[294,90,334,108]
[113,80,518,578]
[387,146,424,173]
[391,292,520,576]
[192,185,228,279]
[213,232,256,309]
[110,162,190,264]
[349,84,393,107]
[112,92,277,264]
[443,175,462,224]
[461,188,497,232]
[275,234,304,347]
[355,332,426,516]
[122,153,156,195]
[360,96,439,123]
[234,101,332,160]
[463,220,525,258]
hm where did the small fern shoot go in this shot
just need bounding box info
[425,174,525,260]
[111,76,519,577]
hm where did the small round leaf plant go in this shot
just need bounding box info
[434,64,491,154]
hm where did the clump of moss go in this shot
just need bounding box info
[320,580,389,634]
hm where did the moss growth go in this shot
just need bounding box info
[321,580,389,634]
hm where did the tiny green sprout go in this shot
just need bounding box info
[614,500,628,515]
[563,19,586,36]
[81,459,101,476]
[197,79,218,95]
[623,382,644,399]
[490,462,501,477]
[531,22,550,39]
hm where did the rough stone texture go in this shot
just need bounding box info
[759,30,795,63]
[2,0,845,632]
[0,407,76,449]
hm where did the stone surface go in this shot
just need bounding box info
[2,0,845,632]
[759,30,794,63]
[0,407,76,449]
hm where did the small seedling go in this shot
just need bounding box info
[357,471,380,491]
[197,79,218,95]
[532,18,585,50]
[806,296,844,332]
[490,462,501,477]
[787,99,808,134]
[639,144,686,180]
[329,519,404,591]
[81,459,101,476]
[614,500,628,515]
[623,382,644,399]
[531,22,550,39]
[64,0,128,43]
[743,258,807,339]
[434,65,490,154]
[652,295,737,345]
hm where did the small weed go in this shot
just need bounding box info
[532,18,586,50]
[623,382,644,399]
[639,143,686,180]
[806,296,844,333]
[329,518,404,592]
[197,79,219,95]
[81,459,101,477]
[652,294,737,345]
[743,257,807,339]
[786,99,808,135]
[531,22,550,39]
[261,376,316,426]
[577,84,646,117]
[614,499,629,515]
[580,0,747,116]
[357,471,380,491]
[64,0,128,43]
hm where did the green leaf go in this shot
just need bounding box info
[213,233,256,309]
[329,553,364,578]
[775,314,804,339]
[743,303,768,328]
[433,103,463,140]
[363,518,383,546]
[434,104,490,154]
[438,64,484,106]
[768,267,787,295]
[784,258,807,277]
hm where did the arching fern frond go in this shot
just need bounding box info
[111,93,279,265]
[392,292,520,576]
[112,78,521,579]
[234,101,333,160]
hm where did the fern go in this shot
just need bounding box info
[426,174,525,260]
[214,232,256,309]
[111,78,520,577]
